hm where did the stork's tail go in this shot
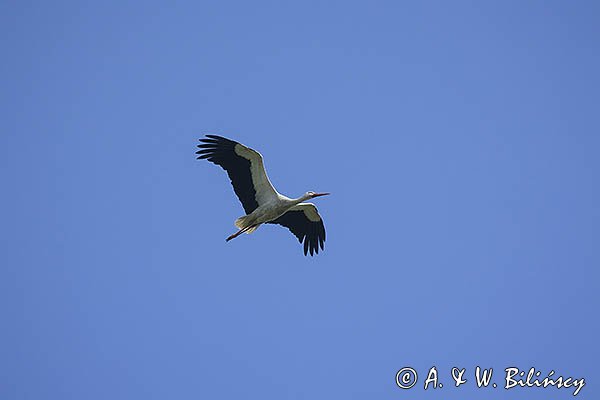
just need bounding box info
[234,216,249,229]
[234,216,259,234]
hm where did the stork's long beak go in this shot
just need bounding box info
[313,192,330,198]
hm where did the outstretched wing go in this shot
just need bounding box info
[268,203,326,256]
[196,135,279,214]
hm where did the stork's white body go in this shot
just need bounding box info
[197,135,328,256]
[237,196,293,229]
[236,195,319,233]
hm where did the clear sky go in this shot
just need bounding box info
[2,1,599,399]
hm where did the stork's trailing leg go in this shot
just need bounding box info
[226,225,256,242]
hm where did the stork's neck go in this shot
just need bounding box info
[291,193,311,204]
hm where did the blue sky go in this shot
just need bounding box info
[2,1,599,399]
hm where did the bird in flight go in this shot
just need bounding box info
[196,135,330,256]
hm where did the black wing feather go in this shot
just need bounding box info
[196,135,259,214]
[268,210,326,256]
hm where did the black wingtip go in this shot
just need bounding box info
[205,134,230,141]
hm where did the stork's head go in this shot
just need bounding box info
[306,191,330,199]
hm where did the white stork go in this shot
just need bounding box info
[196,135,329,256]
